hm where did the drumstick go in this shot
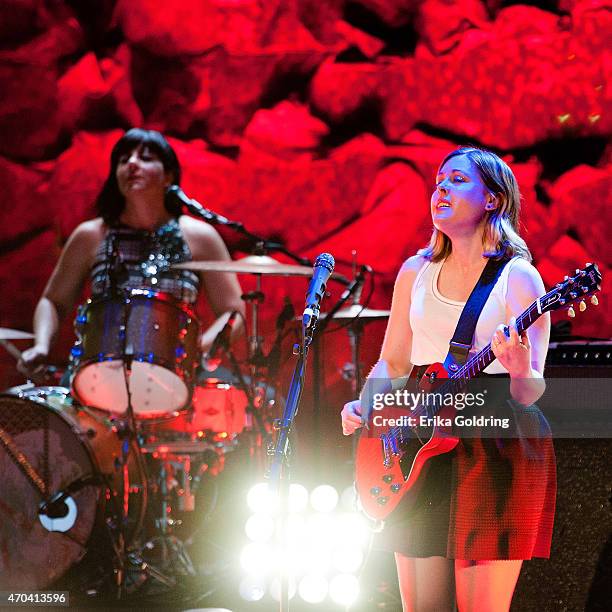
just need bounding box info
[0,338,50,385]
[0,338,22,361]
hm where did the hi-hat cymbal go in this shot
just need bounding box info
[174,256,315,277]
[0,327,35,340]
[322,304,390,320]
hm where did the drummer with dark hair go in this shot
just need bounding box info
[18,128,245,405]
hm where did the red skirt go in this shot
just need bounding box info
[375,404,557,560]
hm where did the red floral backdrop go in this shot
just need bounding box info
[0,0,610,396]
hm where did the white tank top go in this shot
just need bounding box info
[410,256,524,374]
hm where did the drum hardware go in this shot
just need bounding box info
[38,475,101,533]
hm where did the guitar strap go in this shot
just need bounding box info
[443,256,511,374]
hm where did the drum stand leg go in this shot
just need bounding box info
[113,355,177,596]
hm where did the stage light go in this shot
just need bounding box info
[310,484,339,512]
[244,513,275,543]
[329,573,360,606]
[246,482,278,514]
[335,512,370,548]
[269,576,297,602]
[240,481,369,605]
[298,574,328,604]
[340,484,358,510]
[238,574,267,602]
[283,513,307,545]
[306,512,337,552]
[301,544,332,574]
[240,542,272,574]
[332,547,364,573]
[288,483,309,513]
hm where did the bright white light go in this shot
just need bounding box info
[329,573,360,606]
[307,513,336,548]
[245,513,275,543]
[239,574,267,601]
[240,542,272,574]
[288,483,309,513]
[335,512,370,548]
[333,547,364,573]
[284,513,307,545]
[310,484,339,512]
[269,576,297,602]
[301,545,332,574]
[247,482,279,514]
[340,485,358,510]
[298,574,328,604]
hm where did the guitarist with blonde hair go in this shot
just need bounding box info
[342,147,556,612]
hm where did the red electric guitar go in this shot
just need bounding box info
[354,263,602,522]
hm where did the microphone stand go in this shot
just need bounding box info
[171,189,312,267]
[267,305,328,612]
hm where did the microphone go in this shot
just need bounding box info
[303,253,335,339]
[167,185,232,225]
[202,310,239,371]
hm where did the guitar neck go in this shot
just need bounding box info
[449,299,541,389]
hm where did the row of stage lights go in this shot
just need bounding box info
[238,482,371,607]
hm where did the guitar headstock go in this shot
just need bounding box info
[539,263,602,317]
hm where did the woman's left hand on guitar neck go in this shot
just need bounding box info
[491,316,545,406]
[491,316,532,378]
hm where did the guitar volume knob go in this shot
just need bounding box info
[370,487,382,496]
[382,475,394,483]
[377,497,389,505]
[390,484,402,493]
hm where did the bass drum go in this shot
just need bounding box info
[0,387,146,589]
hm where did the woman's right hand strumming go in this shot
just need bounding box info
[341,399,363,435]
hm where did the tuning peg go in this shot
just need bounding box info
[591,295,599,306]
[586,262,592,266]
[569,291,577,299]
[575,269,580,274]
[568,306,576,318]
[579,300,587,312]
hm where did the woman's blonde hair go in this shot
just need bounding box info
[418,146,532,263]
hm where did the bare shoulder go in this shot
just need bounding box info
[507,257,546,296]
[179,215,229,260]
[70,217,106,242]
[400,254,427,274]
[396,254,427,286]
[63,218,106,261]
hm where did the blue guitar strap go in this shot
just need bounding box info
[443,257,511,374]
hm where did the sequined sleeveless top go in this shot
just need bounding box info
[90,218,200,304]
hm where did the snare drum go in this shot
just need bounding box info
[0,386,145,589]
[71,290,200,418]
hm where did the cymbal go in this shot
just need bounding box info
[0,327,34,340]
[173,255,314,277]
[322,304,390,320]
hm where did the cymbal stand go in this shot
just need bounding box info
[311,265,368,460]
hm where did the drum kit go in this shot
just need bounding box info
[0,255,389,597]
